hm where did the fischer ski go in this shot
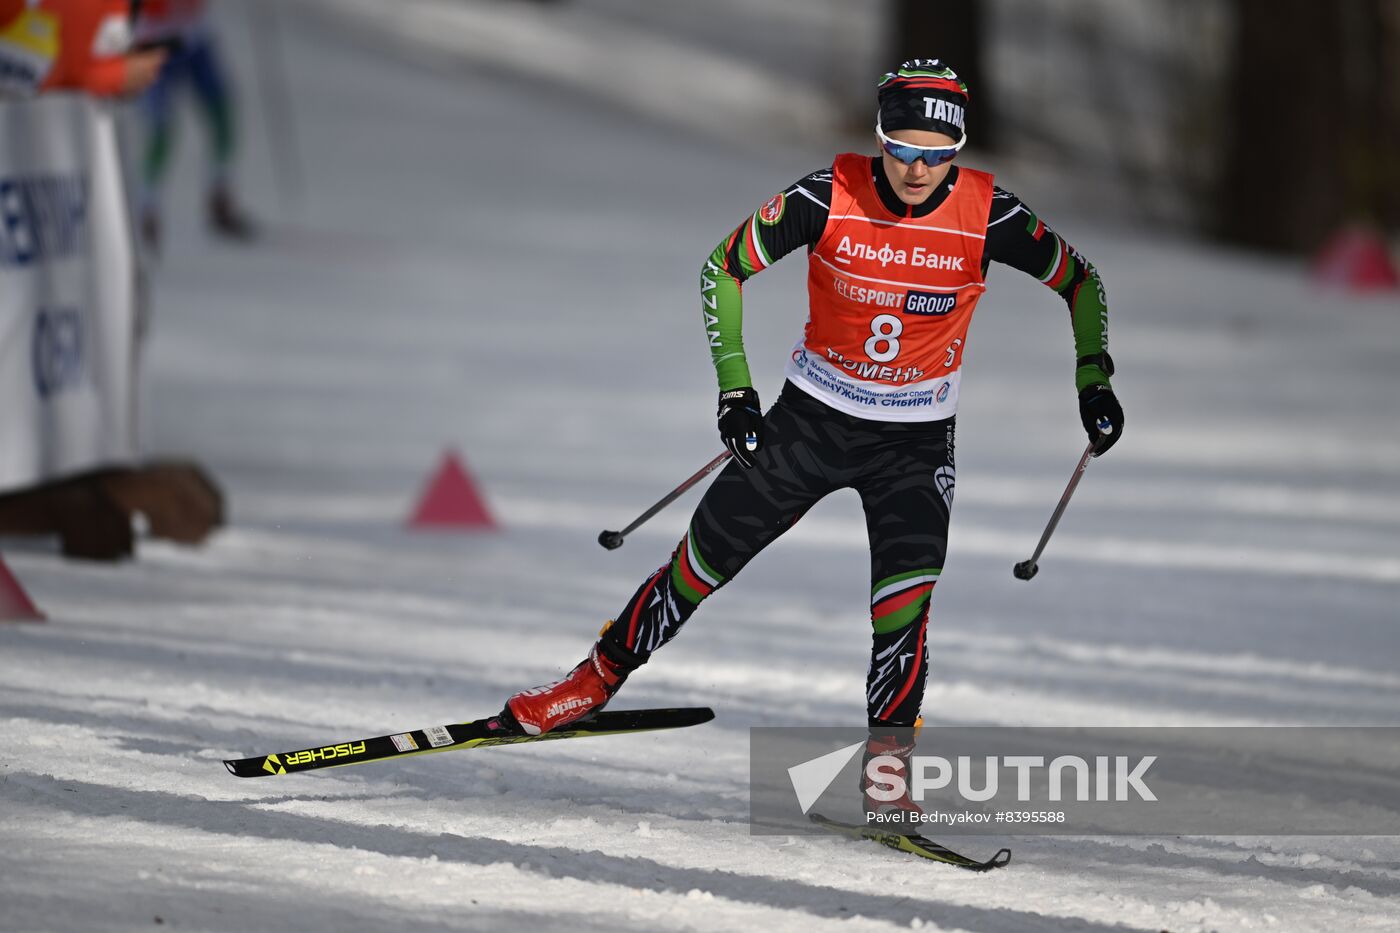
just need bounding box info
[224,707,715,778]
[808,813,1012,871]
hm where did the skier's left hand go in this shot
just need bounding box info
[1078,384,1123,456]
[717,387,764,468]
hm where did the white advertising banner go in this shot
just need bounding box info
[0,92,139,493]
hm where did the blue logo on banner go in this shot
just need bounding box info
[0,174,88,267]
[32,307,84,398]
[904,290,957,316]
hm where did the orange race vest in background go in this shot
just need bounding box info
[785,152,994,422]
[41,0,136,96]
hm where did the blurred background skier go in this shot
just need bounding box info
[133,0,255,251]
[499,59,1124,819]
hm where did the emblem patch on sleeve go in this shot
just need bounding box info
[758,193,786,225]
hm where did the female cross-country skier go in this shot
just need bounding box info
[497,59,1123,810]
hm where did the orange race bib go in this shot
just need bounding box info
[784,153,993,421]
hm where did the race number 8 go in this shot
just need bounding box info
[865,314,903,363]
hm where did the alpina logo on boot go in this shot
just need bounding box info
[546,696,592,719]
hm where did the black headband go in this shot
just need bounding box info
[877,59,969,140]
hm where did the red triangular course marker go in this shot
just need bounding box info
[0,555,44,622]
[408,449,497,530]
[1312,226,1400,291]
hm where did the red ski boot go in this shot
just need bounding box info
[504,644,629,735]
[862,728,926,829]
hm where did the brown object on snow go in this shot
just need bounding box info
[0,461,224,560]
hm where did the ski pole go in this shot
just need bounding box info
[1012,441,1097,581]
[598,451,732,550]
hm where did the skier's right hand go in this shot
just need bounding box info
[1076,351,1121,457]
[1078,384,1123,456]
[717,387,764,469]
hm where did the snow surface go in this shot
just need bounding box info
[4,6,1400,932]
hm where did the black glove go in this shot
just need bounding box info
[1075,352,1121,456]
[1078,384,1123,456]
[717,387,764,469]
